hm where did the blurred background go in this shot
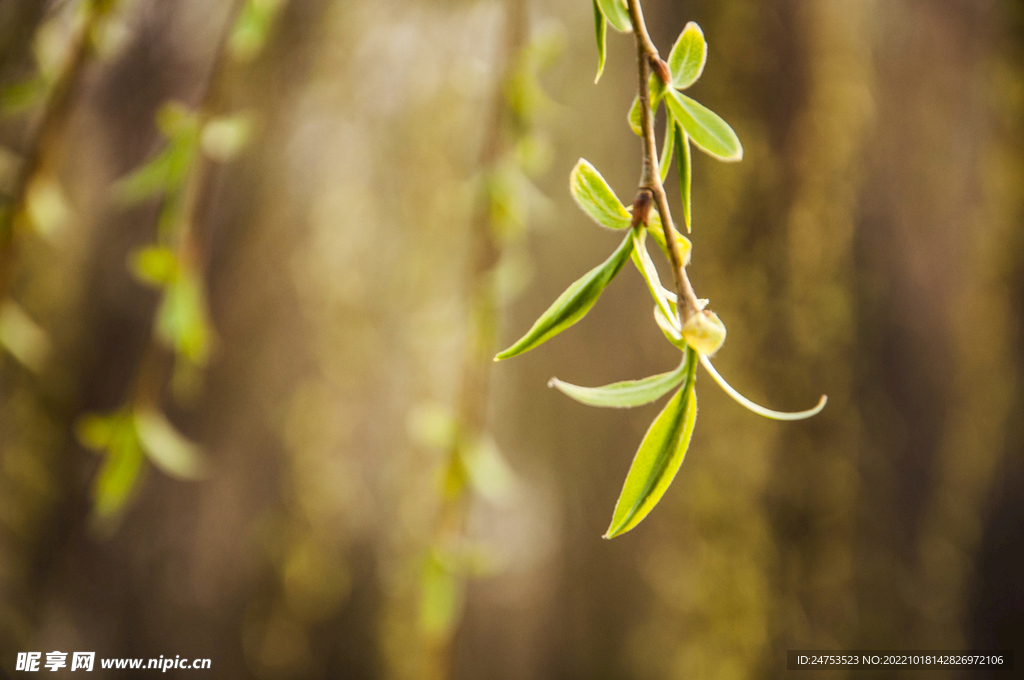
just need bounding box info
[0,0,1021,678]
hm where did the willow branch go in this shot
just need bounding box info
[0,4,108,298]
[626,0,699,323]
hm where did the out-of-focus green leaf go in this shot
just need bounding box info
[0,300,50,373]
[495,232,633,360]
[659,109,674,182]
[77,413,121,451]
[89,414,145,519]
[596,0,632,33]
[665,89,743,161]
[463,435,517,503]
[129,245,178,286]
[155,101,197,138]
[0,78,47,115]
[667,21,707,90]
[569,158,631,229]
[25,176,72,239]
[112,135,197,206]
[674,122,692,231]
[134,407,206,479]
[200,113,253,161]
[155,268,213,365]
[605,348,697,538]
[640,209,691,264]
[419,551,465,642]
[230,0,284,63]
[549,354,688,408]
[593,0,607,84]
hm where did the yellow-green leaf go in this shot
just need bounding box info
[665,89,742,161]
[596,0,632,33]
[569,158,631,229]
[627,75,665,136]
[605,347,697,538]
[674,122,692,231]
[549,354,688,408]
[129,245,178,286]
[495,232,633,360]
[659,108,674,182]
[134,408,207,479]
[667,22,707,90]
[593,0,607,84]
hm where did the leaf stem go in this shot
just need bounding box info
[626,0,700,324]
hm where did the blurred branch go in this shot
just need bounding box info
[0,1,116,366]
[626,0,699,323]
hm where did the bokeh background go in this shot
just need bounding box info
[0,0,1022,678]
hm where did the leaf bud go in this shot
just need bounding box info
[681,309,726,355]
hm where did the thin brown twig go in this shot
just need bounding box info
[626,0,700,323]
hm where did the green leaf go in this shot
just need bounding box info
[495,232,633,360]
[155,267,213,365]
[419,551,465,642]
[569,158,631,229]
[0,300,50,373]
[200,113,253,161]
[640,209,691,264]
[627,75,665,136]
[630,230,673,323]
[674,122,692,232]
[596,0,632,33]
[667,21,707,89]
[90,414,145,519]
[134,408,207,479]
[654,301,687,350]
[549,354,688,408]
[665,89,742,161]
[605,348,698,538]
[659,108,674,182]
[129,245,178,286]
[593,0,607,84]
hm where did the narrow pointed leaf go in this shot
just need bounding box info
[569,158,631,229]
[596,0,632,33]
[674,122,692,231]
[605,349,698,538]
[549,355,688,408]
[593,0,607,83]
[667,22,707,89]
[665,89,742,161]
[495,233,634,360]
[659,109,675,182]
[630,231,673,323]
[699,354,827,420]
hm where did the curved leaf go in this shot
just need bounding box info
[659,109,674,182]
[569,158,631,229]
[134,408,207,479]
[605,348,698,538]
[699,354,828,420]
[674,122,692,232]
[549,354,687,408]
[593,0,607,83]
[630,230,673,323]
[596,0,632,33]
[665,89,742,161]
[667,22,707,90]
[495,232,634,360]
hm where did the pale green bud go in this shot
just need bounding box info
[681,310,726,355]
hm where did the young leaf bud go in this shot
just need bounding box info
[681,309,726,355]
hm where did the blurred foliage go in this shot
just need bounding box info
[0,0,1022,679]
